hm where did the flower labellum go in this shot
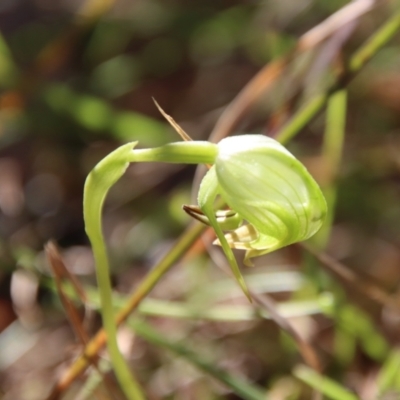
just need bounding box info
[192,134,327,299]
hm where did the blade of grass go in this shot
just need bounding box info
[323,89,347,181]
[377,348,400,395]
[130,319,269,400]
[313,89,347,248]
[293,364,359,400]
[209,0,379,144]
[44,278,330,322]
[252,292,321,371]
[276,9,400,144]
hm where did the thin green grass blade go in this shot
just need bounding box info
[293,365,358,400]
[377,348,400,396]
[313,89,347,249]
[130,319,268,400]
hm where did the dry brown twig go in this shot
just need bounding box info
[301,242,400,311]
[45,241,89,345]
[45,242,117,399]
[208,0,383,144]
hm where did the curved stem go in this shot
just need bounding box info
[129,141,218,164]
[48,222,207,400]
[84,142,145,400]
[82,140,218,399]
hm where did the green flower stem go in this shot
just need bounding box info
[129,141,218,164]
[82,140,219,400]
[84,143,145,400]
[49,222,208,400]
[276,9,400,144]
[293,365,358,400]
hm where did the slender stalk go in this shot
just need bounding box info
[47,221,207,400]
[130,141,217,164]
[81,140,219,399]
[276,9,400,144]
[78,139,220,399]
[84,143,145,400]
[349,9,400,74]
[323,90,347,180]
[377,348,400,395]
[293,365,358,400]
[276,94,328,145]
[313,89,347,248]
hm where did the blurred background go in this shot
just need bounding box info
[1,0,400,399]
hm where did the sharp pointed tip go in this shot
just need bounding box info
[244,258,254,267]
[243,288,252,302]
[237,277,252,302]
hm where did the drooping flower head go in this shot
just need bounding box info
[215,135,326,260]
[88,126,327,301]
[193,134,327,298]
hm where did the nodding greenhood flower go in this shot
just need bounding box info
[184,134,327,298]
[206,135,325,259]
[83,115,327,395]
[85,132,327,302]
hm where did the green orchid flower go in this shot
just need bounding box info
[85,134,326,303]
[183,135,327,298]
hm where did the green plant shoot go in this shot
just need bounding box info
[85,133,326,300]
[84,133,326,396]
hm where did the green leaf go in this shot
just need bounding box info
[293,365,358,400]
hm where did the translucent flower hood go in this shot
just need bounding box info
[208,135,326,264]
